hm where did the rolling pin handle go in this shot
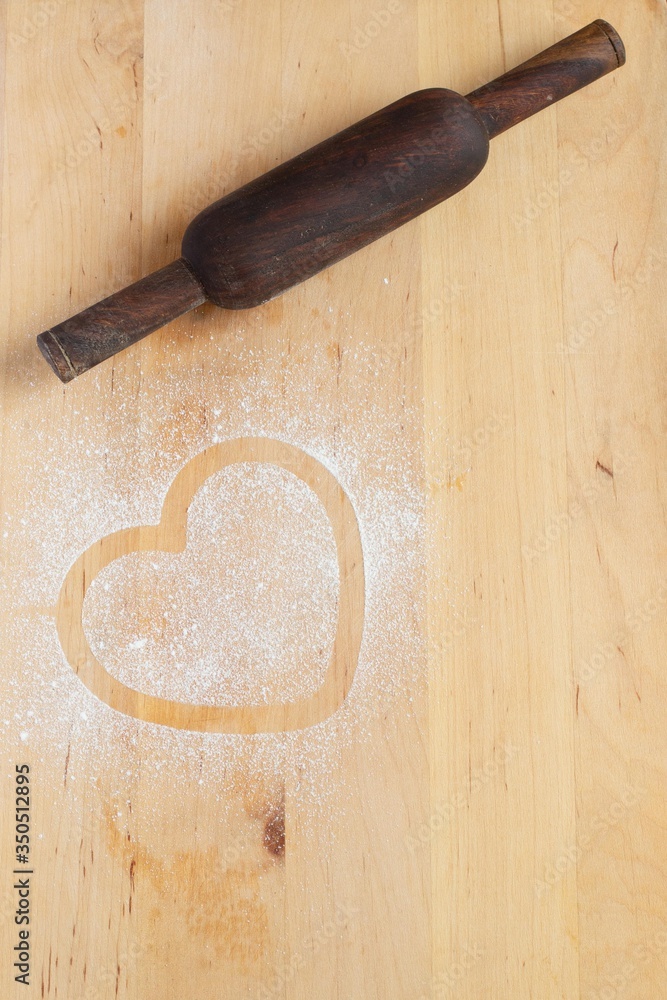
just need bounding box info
[466,20,626,139]
[36,258,208,383]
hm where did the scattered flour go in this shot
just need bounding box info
[82,463,340,707]
[1,313,427,837]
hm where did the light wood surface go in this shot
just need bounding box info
[1,2,665,998]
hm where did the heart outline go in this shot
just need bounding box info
[56,437,365,733]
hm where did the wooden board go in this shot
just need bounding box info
[1,1,665,997]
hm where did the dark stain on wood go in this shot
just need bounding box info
[263,798,286,859]
[100,797,279,972]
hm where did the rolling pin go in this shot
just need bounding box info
[37,19,626,382]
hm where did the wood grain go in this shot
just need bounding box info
[0,2,665,999]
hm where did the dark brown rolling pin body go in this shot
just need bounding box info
[37,19,626,382]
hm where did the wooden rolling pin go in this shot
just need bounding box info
[37,19,626,382]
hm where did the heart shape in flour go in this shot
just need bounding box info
[56,438,365,734]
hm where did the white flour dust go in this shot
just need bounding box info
[1,313,426,835]
[83,463,339,706]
